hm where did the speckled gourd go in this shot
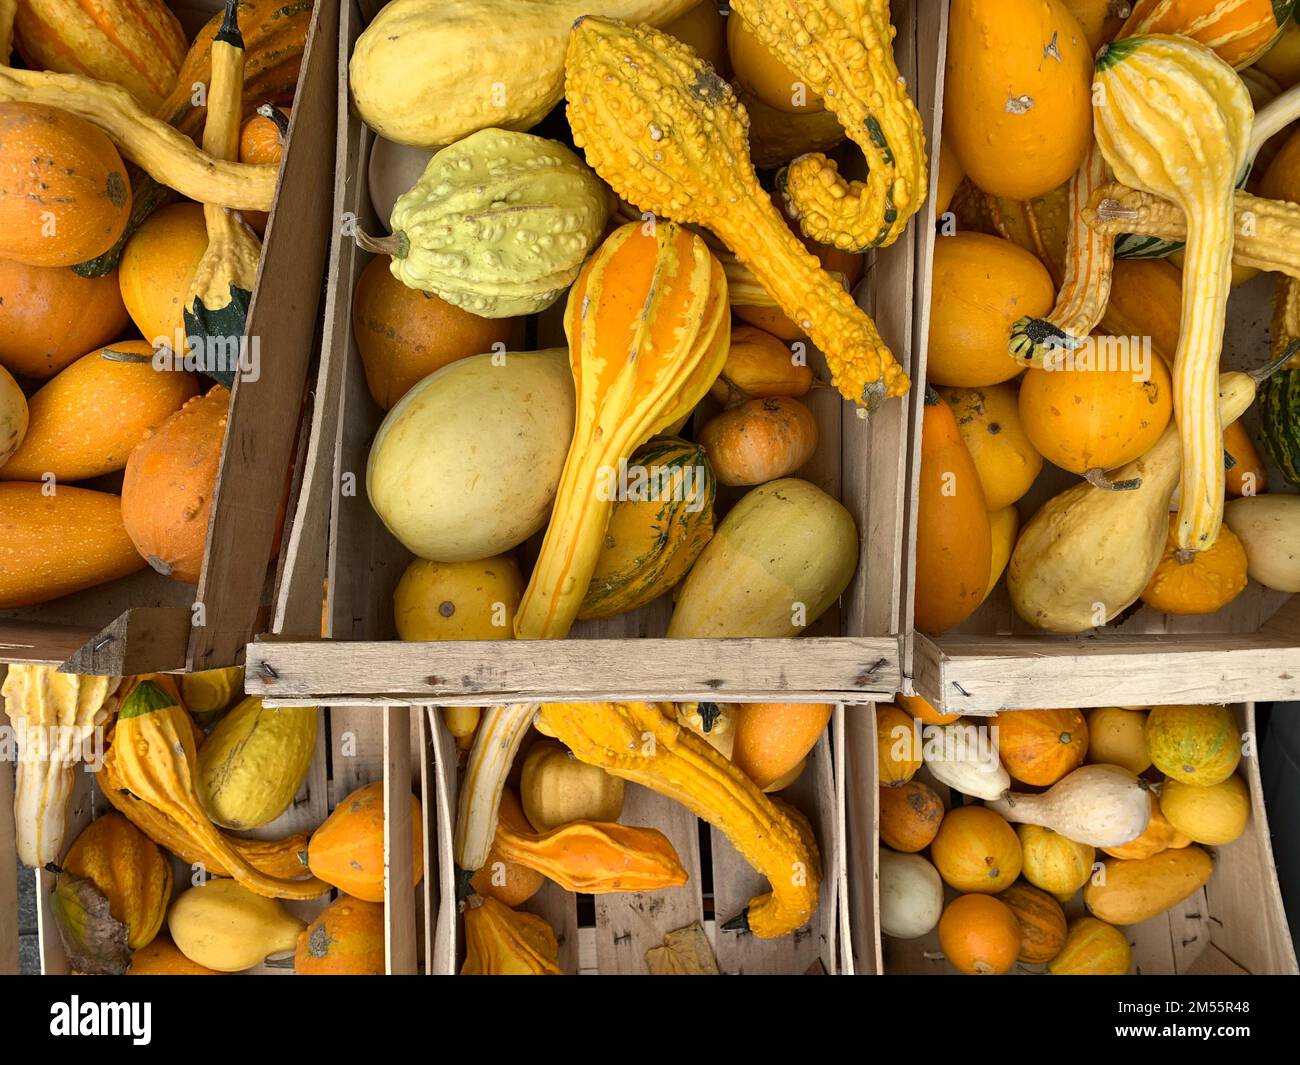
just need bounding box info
[358,128,610,318]
[564,16,909,410]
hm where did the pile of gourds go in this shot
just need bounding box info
[878,694,1250,975]
[347,0,929,644]
[915,0,1300,637]
[0,0,306,607]
[448,701,832,974]
[3,662,419,975]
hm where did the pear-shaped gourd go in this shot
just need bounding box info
[920,722,1010,802]
[878,850,943,940]
[987,764,1151,849]
[1009,368,1273,632]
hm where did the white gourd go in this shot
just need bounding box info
[921,722,1011,801]
[879,850,944,939]
[987,764,1151,848]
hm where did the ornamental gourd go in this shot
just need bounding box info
[876,704,922,788]
[308,782,424,903]
[879,780,945,853]
[1048,916,1132,975]
[1016,824,1095,896]
[878,850,944,940]
[1260,365,1300,488]
[1122,0,1297,69]
[998,882,1067,964]
[938,383,1042,511]
[61,813,171,951]
[938,894,1022,976]
[729,0,927,251]
[729,702,833,789]
[1225,495,1300,592]
[1103,792,1191,860]
[358,129,611,319]
[564,16,909,411]
[168,879,305,973]
[461,895,563,976]
[515,222,729,640]
[988,764,1151,849]
[1092,36,1252,554]
[0,364,25,468]
[1141,514,1249,614]
[1145,704,1241,786]
[0,258,129,378]
[295,895,386,976]
[1160,775,1250,846]
[1083,846,1215,924]
[929,806,1022,894]
[993,708,1088,787]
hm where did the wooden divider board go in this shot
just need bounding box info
[850,703,1298,976]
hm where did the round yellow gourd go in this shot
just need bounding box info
[1085,707,1152,775]
[168,879,305,973]
[938,383,1042,510]
[393,555,523,640]
[367,350,575,562]
[1017,823,1095,897]
[1145,704,1241,786]
[118,201,209,348]
[520,739,625,832]
[195,698,319,830]
[1159,775,1250,846]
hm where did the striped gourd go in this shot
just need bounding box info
[1122,0,1297,69]
[1092,36,1252,554]
[1259,368,1300,487]
[455,703,540,872]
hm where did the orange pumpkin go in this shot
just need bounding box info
[895,691,961,726]
[307,781,423,903]
[1101,258,1182,365]
[914,390,992,634]
[930,805,1022,894]
[708,324,812,404]
[662,0,728,74]
[993,708,1088,786]
[351,255,516,410]
[0,103,131,268]
[1224,421,1267,497]
[998,881,1068,964]
[118,202,210,350]
[0,482,145,607]
[876,703,922,788]
[0,258,129,379]
[879,780,945,853]
[295,895,386,975]
[938,893,1022,975]
[120,385,229,583]
[1141,514,1249,615]
[729,702,833,789]
[698,395,818,487]
[469,790,545,907]
[727,10,822,114]
[238,106,291,235]
[1103,792,1191,860]
[128,935,222,975]
[0,341,199,482]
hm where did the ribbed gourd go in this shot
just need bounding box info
[1092,35,1253,554]
[357,129,610,318]
[514,221,729,640]
[578,437,716,621]
[564,16,909,411]
[729,0,927,251]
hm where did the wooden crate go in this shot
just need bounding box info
[0,666,434,975]
[421,704,849,975]
[0,0,338,677]
[242,0,948,708]
[845,702,1299,975]
[907,0,1300,714]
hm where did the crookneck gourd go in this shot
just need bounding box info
[183,0,262,389]
[457,703,821,939]
[461,895,563,976]
[514,221,729,640]
[1092,35,1252,555]
[356,129,610,318]
[1008,364,1285,633]
[111,679,328,900]
[564,16,909,410]
[729,0,926,251]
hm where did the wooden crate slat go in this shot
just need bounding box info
[424,707,460,975]
[0,680,17,975]
[60,607,190,676]
[383,706,418,974]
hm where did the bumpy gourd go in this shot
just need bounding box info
[461,895,563,976]
[730,0,927,251]
[62,813,171,950]
[358,129,610,318]
[564,16,909,410]
[1092,36,1252,553]
[578,437,715,621]
[514,222,729,640]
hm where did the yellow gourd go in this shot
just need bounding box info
[1083,847,1215,925]
[939,383,1043,510]
[1017,824,1096,897]
[520,740,625,832]
[564,16,909,410]
[1159,775,1250,846]
[168,879,305,973]
[984,506,1019,601]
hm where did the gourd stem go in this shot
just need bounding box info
[1249,82,1300,165]
[720,910,750,933]
[256,103,291,142]
[1249,338,1300,384]
[1094,198,1139,224]
[1084,467,1142,492]
[354,229,408,259]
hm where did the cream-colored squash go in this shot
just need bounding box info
[921,722,1011,801]
[987,764,1150,848]
[366,350,574,561]
[167,879,305,973]
[878,850,944,939]
[1224,495,1300,593]
[519,739,625,832]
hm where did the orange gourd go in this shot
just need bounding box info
[0,341,199,482]
[876,703,922,788]
[0,482,144,607]
[938,893,1022,976]
[294,895,385,976]
[1060,0,1128,50]
[461,896,562,976]
[0,103,131,267]
[727,9,822,114]
[351,254,515,411]
[1141,514,1249,615]
[1103,792,1192,860]
[1224,421,1267,497]
[61,812,171,951]
[128,935,222,975]
[1122,0,1295,68]
[998,881,1068,964]
[895,691,960,726]
[1101,258,1183,365]
[914,390,992,635]
[879,780,945,853]
[930,805,1022,894]
[708,324,812,405]
[120,385,229,584]
[117,202,210,348]
[663,0,727,74]
[469,789,545,907]
[237,106,290,236]
[1048,915,1132,975]
[994,708,1088,787]
[729,702,833,789]
[698,396,818,487]
[1018,349,1174,478]
[0,259,128,379]
[307,782,423,904]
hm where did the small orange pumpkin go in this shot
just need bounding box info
[938,893,1023,976]
[118,201,211,349]
[994,708,1088,786]
[469,790,545,907]
[998,880,1068,964]
[1224,421,1267,497]
[708,324,812,404]
[128,935,222,975]
[295,894,386,975]
[879,780,945,853]
[698,395,818,487]
[876,703,922,787]
[62,812,172,951]
[307,781,423,903]
[930,805,1022,894]
[0,103,132,267]
[1141,514,1249,615]
[238,106,291,235]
